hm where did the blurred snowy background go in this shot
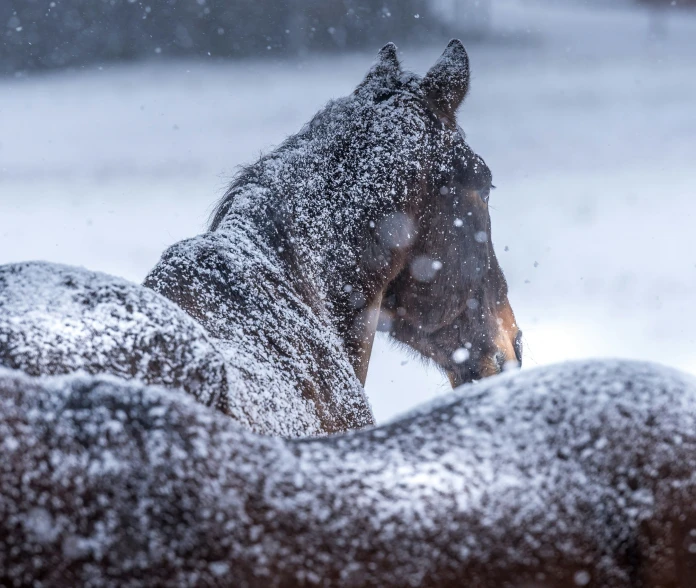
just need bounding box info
[1,0,695,422]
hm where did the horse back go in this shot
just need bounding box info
[0,261,230,412]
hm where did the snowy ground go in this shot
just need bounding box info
[1,0,695,423]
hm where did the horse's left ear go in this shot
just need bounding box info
[421,39,470,117]
[358,42,401,91]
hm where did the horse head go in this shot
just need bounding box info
[358,41,522,387]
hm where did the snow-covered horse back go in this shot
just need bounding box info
[145,41,520,434]
[0,262,231,413]
[1,360,695,586]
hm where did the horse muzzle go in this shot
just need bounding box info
[446,330,523,388]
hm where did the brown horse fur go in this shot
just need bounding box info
[1,359,695,586]
[144,40,520,435]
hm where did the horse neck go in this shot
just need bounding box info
[214,168,416,386]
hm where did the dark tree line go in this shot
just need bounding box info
[1,0,448,74]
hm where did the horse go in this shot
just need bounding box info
[144,40,521,434]
[1,359,695,586]
[0,40,520,437]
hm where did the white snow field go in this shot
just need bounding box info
[1,0,695,423]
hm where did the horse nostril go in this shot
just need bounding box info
[514,330,523,366]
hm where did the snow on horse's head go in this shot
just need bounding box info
[212,41,520,387]
[369,41,522,386]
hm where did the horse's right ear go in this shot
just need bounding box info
[421,39,470,117]
[358,43,401,91]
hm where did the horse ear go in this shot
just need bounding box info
[359,42,401,90]
[421,39,470,116]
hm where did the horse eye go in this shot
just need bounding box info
[478,187,490,203]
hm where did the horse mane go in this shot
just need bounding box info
[207,70,428,234]
[208,162,266,231]
[207,119,323,232]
